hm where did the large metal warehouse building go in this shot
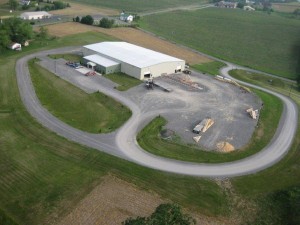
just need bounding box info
[82,42,185,80]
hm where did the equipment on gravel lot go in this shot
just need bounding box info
[183,69,191,74]
[193,118,214,134]
[145,78,154,90]
[66,61,83,69]
[85,71,96,76]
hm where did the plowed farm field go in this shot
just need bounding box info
[45,22,211,65]
[50,2,118,16]
[56,175,234,225]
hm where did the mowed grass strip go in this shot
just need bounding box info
[191,61,226,75]
[29,59,131,133]
[229,69,300,105]
[140,8,300,79]
[70,0,204,12]
[137,89,282,163]
[48,53,82,62]
[104,72,142,91]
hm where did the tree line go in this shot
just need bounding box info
[73,15,115,28]
[0,17,33,52]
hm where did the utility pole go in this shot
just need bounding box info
[289,84,293,97]
[55,59,57,74]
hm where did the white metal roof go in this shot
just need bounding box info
[20,11,52,17]
[84,54,119,67]
[84,42,184,68]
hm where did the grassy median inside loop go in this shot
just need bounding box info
[137,89,283,163]
[29,59,132,133]
[103,72,143,91]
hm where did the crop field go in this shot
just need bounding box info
[0,30,300,225]
[45,22,211,64]
[140,7,300,79]
[50,2,118,16]
[273,2,300,13]
[69,0,205,12]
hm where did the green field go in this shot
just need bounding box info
[137,88,283,163]
[0,30,300,225]
[139,8,300,79]
[191,61,226,75]
[48,53,81,62]
[29,59,131,133]
[0,32,228,224]
[103,72,143,91]
[70,0,205,12]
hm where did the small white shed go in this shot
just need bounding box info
[9,43,22,50]
[120,12,133,22]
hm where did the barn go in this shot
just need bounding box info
[20,11,52,20]
[82,42,185,80]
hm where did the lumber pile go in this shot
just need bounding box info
[193,118,214,134]
[193,135,201,143]
[202,118,214,132]
[215,75,251,93]
[246,108,258,119]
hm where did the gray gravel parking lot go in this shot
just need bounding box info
[124,72,262,150]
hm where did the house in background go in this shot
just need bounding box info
[215,1,237,8]
[20,11,52,20]
[20,0,30,5]
[244,5,255,11]
[9,43,22,51]
[120,12,134,22]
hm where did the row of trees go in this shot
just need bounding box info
[0,17,33,52]
[35,1,70,12]
[8,0,70,11]
[73,15,115,28]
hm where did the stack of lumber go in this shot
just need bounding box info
[202,118,214,132]
[246,108,258,119]
[215,75,251,93]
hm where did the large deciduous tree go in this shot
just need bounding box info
[3,17,33,43]
[123,203,196,225]
[80,15,94,25]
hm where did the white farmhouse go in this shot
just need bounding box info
[20,11,52,20]
[120,12,133,22]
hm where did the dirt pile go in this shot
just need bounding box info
[216,142,235,152]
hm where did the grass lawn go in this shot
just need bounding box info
[139,7,300,79]
[191,61,226,76]
[137,88,282,163]
[0,32,228,224]
[103,72,143,91]
[69,0,205,12]
[1,30,300,225]
[29,59,131,133]
[48,53,82,62]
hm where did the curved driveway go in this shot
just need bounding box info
[16,48,298,177]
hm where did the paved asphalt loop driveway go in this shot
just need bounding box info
[16,47,298,178]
